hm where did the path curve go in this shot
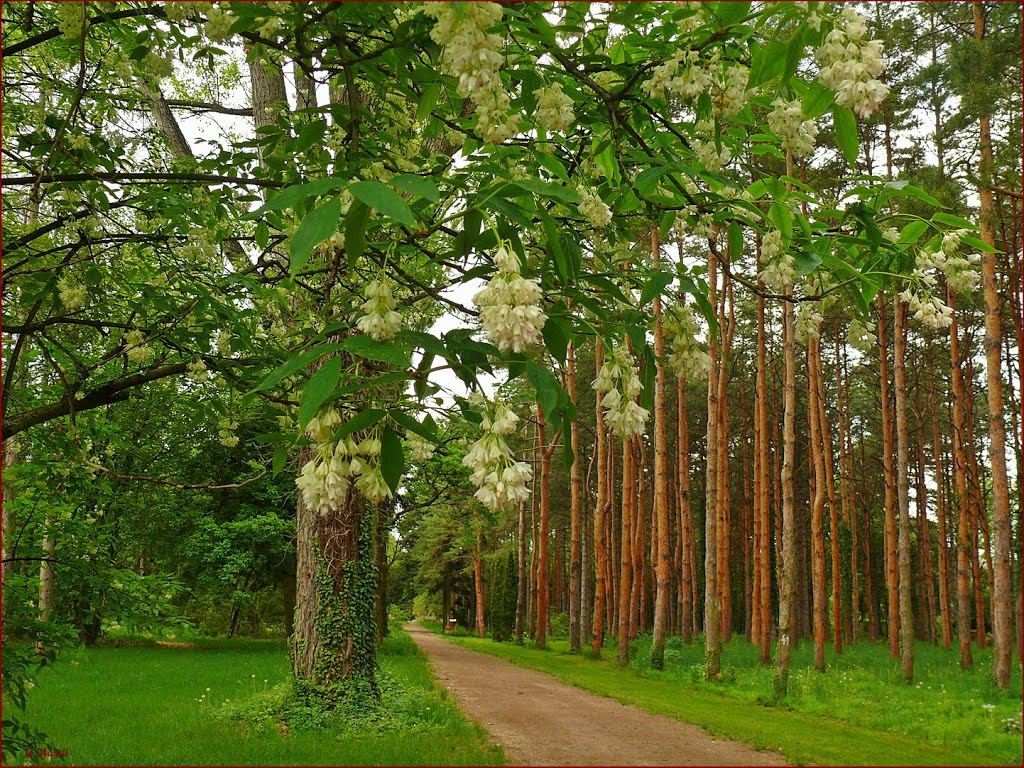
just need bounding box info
[406,622,787,767]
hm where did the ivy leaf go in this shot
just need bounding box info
[348,180,416,226]
[832,106,859,167]
[297,357,342,429]
[290,196,341,277]
[380,426,404,492]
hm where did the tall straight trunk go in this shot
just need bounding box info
[568,342,583,653]
[678,374,696,644]
[651,226,672,669]
[592,340,609,655]
[893,296,915,681]
[808,333,827,672]
[536,403,551,649]
[742,418,753,641]
[756,286,772,663]
[877,294,900,658]
[916,403,937,642]
[39,521,55,622]
[860,430,880,642]
[838,326,859,643]
[774,283,797,696]
[717,274,735,640]
[529,441,538,638]
[2,438,18,586]
[474,524,486,637]
[964,395,989,649]
[975,0,1014,690]
[515,500,527,641]
[608,439,618,637]
[931,377,953,649]
[949,291,975,668]
[618,436,635,666]
[704,245,723,679]
[817,339,842,652]
[631,446,646,639]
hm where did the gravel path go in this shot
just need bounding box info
[406,622,788,767]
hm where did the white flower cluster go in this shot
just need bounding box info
[473,244,546,353]
[164,2,199,22]
[534,83,574,133]
[408,434,435,463]
[142,52,173,81]
[296,409,393,512]
[187,360,209,383]
[355,279,403,341]
[758,229,796,292]
[215,330,232,356]
[462,397,532,511]
[58,277,87,310]
[642,50,712,101]
[847,316,876,353]
[899,289,953,330]
[57,2,87,38]
[815,6,888,118]
[663,305,711,380]
[795,302,823,344]
[594,344,650,439]
[218,418,239,448]
[203,5,235,42]
[767,97,818,158]
[711,63,751,118]
[577,186,612,228]
[692,138,731,173]
[423,2,517,144]
[932,230,981,294]
[124,329,154,364]
[896,229,980,331]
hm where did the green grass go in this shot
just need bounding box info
[23,626,503,766]
[425,622,1022,766]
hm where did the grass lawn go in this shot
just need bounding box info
[23,627,503,766]
[424,621,1022,766]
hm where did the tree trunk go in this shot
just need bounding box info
[931,375,953,649]
[893,296,915,681]
[568,341,583,653]
[817,336,842,652]
[2,438,18,587]
[717,273,735,641]
[949,291,975,668]
[651,229,672,668]
[474,524,485,638]
[592,340,609,655]
[678,373,696,644]
[774,276,797,696]
[877,294,900,658]
[704,245,722,679]
[808,332,827,672]
[536,403,551,649]
[39,520,55,622]
[974,0,1013,689]
[756,278,771,663]
[515,500,527,642]
[618,436,635,666]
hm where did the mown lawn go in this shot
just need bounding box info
[23,627,502,766]
[424,621,1022,766]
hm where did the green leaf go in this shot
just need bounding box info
[714,0,751,26]
[380,426,404,493]
[794,250,822,275]
[802,81,834,119]
[251,178,348,216]
[290,196,341,277]
[294,119,327,153]
[297,357,342,429]
[272,445,287,475]
[342,335,412,368]
[345,200,369,268]
[391,174,440,202]
[348,180,416,226]
[749,40,786,88]
[832,106,859,167]
[510,179,580,203]
[640,272,674,306]
[887,182,944,209]
[767,202,794,242]
[932,212,975,230]
[960,233,1000,254]
[390,410,435,441]
[527,362,560,421]
[335,408,386,439]
[898,220,930,247]
[416,83,441,122]
[251,343,346,392]
[727,222,744,261]
[541,315,571,366]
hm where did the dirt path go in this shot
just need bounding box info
[406,622,787,767]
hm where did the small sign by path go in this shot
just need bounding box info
[405,622,788,767]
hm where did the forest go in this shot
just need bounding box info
[2,2,1022,766]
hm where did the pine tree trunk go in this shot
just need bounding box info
[474,524,486,638]
[949,291,975,668]
[838,327,859,644]
[618,436,635,666]
[717,275,735,641]
[536,403,551,649]
[894,296,915,681]
[592,340,609,655]
[515,500,526,642]
[808,333,827,672]
[974,0,1014,689]
[817,337,842,652]
[774,283,797,696]
[704,245,722,679]
[931,376,953,649]
[568,341,583,653]
[756,287,772,663]
[877,294,901,658]
[915,405,936,643]
[678,374,696,644]
[651,227,671,668]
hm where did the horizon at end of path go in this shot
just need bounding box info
[404,621,788,767]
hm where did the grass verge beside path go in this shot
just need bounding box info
[423,621,1021,766]
[27,624,503,766]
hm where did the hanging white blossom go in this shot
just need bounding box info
[767,97,818,158]
[462,396,532,511]
[534,83,575,133]
[473,243,547,353]
[815,6,889,118]
[577,187,612,229]
[355,279,403,341]
[758,229,797,292]
[594,343,650,439]
[663,305,711,381]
